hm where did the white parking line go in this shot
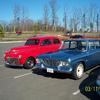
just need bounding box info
[14,72,32,79]
[0,41,25,43]
[72,90,80,95]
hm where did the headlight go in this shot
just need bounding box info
[59,61,69,66]
[18,55,22,59]
[62,61,69,66]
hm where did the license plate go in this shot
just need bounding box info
[47,68,54,73]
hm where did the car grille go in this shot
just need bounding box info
[7,57,19,64]
[42,59,60,67]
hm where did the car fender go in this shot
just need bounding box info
[71,59,86,72]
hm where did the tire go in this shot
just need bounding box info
[73,63,84,80]
[24,57,35,69]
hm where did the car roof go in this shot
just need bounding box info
[28,35,59,40]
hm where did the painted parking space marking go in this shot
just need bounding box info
[14,72,32,79]
[72,90,80,95]
[86,65,100,75]
[0,41,25,43]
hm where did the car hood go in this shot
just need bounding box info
[9,45,37,54]
[38,50,84,61]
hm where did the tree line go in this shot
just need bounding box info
[0,0,100,33]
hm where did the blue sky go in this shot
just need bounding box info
[0,0,100,23]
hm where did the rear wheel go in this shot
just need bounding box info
[24,57,35,69]
[73,63,84,80]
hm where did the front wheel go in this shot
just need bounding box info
[24,57,35,69]
[73,63,84,80]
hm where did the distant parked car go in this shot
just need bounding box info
[70,35,84,39]
[4,36,62,69]
[64,31,72,36]
[16,31,22,35]
[36,39,100,79]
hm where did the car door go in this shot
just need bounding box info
[52,38,62,51]
[94,40,100,64]
[86,41,98,68]
[40,39,53,53]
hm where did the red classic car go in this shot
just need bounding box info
[4,36,62,69]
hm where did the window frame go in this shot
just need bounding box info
[53,38,60,44]
[88,41,95,50]
[25,39,40,45]
[41,39,52,46]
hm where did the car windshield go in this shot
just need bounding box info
[25,39,40,45]
[63,40,87,51]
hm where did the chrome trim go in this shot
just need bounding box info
[42,58,61,67]
[5,62,23,67]
[7,57,19,64]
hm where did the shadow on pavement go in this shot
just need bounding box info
[5,64,23,69]
[32,68,72,79]
[79,67,100,100]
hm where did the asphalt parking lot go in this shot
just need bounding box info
[0,41,100,100]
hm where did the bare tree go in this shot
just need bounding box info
[63,8,67,32]
[43,4,49,31]
[82,13,86,32]
[13,5,21,32]
[72,9,80,32]
[96,13,99,32]
[80,8,89,32]
[21,6,26,32]
[88,4,97,32]
[69,18,73,31]
[49,0,58,31]
[20,6,30,32]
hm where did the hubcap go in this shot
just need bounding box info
[76,64,84,78]
[27,60,34,67]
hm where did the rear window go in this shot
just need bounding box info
[25,39,40,45]
[63,41,70,49]
[64,40,87,51]
[94,41,100,48]
[89,41,95,49]
[53,39,60,44]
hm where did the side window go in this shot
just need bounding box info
[53,39,60,44]
[42,39,52,45]
[94,41,100,49]
[70,41,77,49]
[89,41,95,50]
[77,41,87,50]
[63,41,70,49]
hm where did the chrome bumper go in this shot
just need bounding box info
[5,62,23,67]
[36,63,72,73]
